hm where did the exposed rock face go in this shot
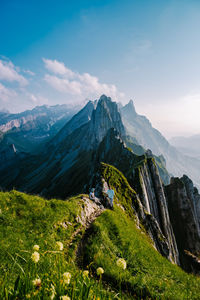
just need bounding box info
[92,148,179,264]
[165,177,200,273]
[50,100,96,147]
[181,175,200,232]
[84,95,126,150]
[76,196,104,226]
[133,155,179,264]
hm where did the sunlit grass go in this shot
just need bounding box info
[83,206,200,299]
[0,190,125,299]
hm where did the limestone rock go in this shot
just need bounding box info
[165,177,200,273]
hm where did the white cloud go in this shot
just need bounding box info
[43,58,124,100]
[0,83,17,102]
[43,58,74,77]
[0,59,28,86]
[23,69,35,76]
[44,74,82,95]
[29,93,49,105]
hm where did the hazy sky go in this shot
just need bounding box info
[0,0,200,138]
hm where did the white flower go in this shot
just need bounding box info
[60,296,70,300]
[82,270,89,278]
[116,258,126,270]
[56,241,63,251]
[96,267,104,275]
[63,272,71,285]
[31,251,40,263]
[33,244,40,251]
[32,278,41,287]
[50,283,56,300]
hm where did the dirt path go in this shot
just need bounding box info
[73,197,105,268]
[65,196,105,262]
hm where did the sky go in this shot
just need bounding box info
[0,0,200,138]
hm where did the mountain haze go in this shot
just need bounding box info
[121,100,200,190]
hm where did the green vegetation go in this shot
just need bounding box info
[83,206,200,299]
[0,190,118,299]
[100,162,141,218]
[1,165,200,299]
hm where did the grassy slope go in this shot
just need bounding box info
[83,163,200,299]
[1,165,200,299]
[0,190,116,299]
[83,207,200,299]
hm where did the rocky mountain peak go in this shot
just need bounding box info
[86,95,125,149]
[122,99,137,117]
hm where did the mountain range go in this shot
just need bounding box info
[1,94,200,275]
[0,104,79,154]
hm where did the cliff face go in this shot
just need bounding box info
[91,131,179,264]
[131,154,179,264]
[165,176,200,273]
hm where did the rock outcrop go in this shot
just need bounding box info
[92,162,179,264]
[132,153,179,264]
[165,176,200,273]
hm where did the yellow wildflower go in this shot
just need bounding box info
[56,241,64,251]
[33,244,40,251]
[116,258,126,270]
[60,296,70,300]
[63,272,71,285]
[32,278,41,287]
[50,283,56,300]
[96,267,104,276]
[31,251,40,263]
[82,270,89,278]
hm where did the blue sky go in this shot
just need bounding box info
[1,0,200,138]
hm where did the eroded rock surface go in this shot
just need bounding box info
[165,176,200,273]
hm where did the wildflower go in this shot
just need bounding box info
[26,294,31,299]
[82,270,89,278]
[33,244,40,251]
[96,267,104,276]
[116,258,126,270]
[56,241,64,251]
[50,284,56,300]
[31,251,40,263]
[63,272,71,285]
[32,278,41,288]
[60,296,70,300]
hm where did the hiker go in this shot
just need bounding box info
[106,186,115,209]
[89,188,96,200]
[89,188,102,206]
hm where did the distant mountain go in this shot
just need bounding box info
[0,95,169,200]
[121,100,200,190]
[0,104,79,153]
[170,135,200,159]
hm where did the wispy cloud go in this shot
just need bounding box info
[43,58,74,77]
[43,58,124,100]
[23,69,35,76]
[29,93,49,105]
[0,83,17,102]
[0,59,28,86]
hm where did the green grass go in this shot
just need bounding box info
[1,165,200,299]
[100,162,141,218]
[0,190,120,299]
[83,206,200,299]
